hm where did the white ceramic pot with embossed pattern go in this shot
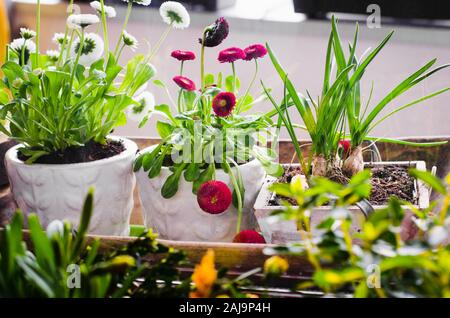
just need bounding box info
[136,146,266,242]
[5,136,137,236]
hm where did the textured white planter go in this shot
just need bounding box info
[254,161,430,244]
[136,146,266,242]
[5,136,137,236]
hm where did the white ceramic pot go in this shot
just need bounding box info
[5,136,137,236]
[136,146,266,242]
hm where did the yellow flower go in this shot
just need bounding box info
[264,256,289,276]
[190,249,217,298]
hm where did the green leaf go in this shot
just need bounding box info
[184,163,200,182]
[225,75,241,92]
[156,121,175,139]
[409,169,446,195]
[204,73,215,87]
[161,164,187,198]
[193,164,215,194]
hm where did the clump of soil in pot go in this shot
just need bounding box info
[18,139,125,164]
[270,165,417,206]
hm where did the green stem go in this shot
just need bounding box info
[117,43,126,61]
[147,24,172,63]
[236,59,258,114]
[20,39,27,66]
[68,29,85,102]
[99,0,109,61]
[226,161,243,233]
[65,31,75,61]
[114,1,132,56]
[35,0,41,68]
[231,62,237,94]
[200,32,206,91]
[180,61,184,76]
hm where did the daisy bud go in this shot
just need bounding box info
[233,230,266,244]
[127,91,155,122]
[171,50,196,61]
[52,33,67,46]
[173,75,196,91]
[46,219,65,238]
[212,92,236,117]
[122,0,152,6]
[218,47,246,63]
[67,14,100,29]
[12,78,24,89]
[243,44,267,61]
[159,1,190,29]
[90,1,117,18]
[122,30,138,50]
[20,28,36,40]
[199,17,229,48]
[46,50,60,62]
[264,256,289,277]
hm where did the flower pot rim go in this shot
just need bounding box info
[5,136,138,169]
[139,144,260,172]
[254,160,429,210]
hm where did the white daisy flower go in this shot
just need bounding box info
[46,220,65,238]
[71,33,104,66]
[20,27,36,40]
[122,30,138,50]
[121,0,152,6]
[67,14,100,29]
[46,50,60,62]
[90,1,117,18]
[52,33,67,46]
[159,1,190,29]
[10,38,36,63]
[128,91,155,122]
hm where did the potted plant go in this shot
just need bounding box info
[134,17,283,242]
[254,17,449,243]
[0,0,182,235]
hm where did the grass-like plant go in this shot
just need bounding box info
[0,0,183,163]
[264,17,449,178]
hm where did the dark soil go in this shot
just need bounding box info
[18,139,125,164]
[269,164,417,206]
[368,165,416,205]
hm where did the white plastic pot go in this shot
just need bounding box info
[5,136,137,236]
[254,161,430,244]
[136,146,266,242]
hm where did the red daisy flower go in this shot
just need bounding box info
[244,44,268,61]
[233,230,266,244]
[212,92,236,117]
[173,76,196,91]
[218,47,246,63]
[199,17,229,47]
[197,180,232,214]
[171,50,196,61]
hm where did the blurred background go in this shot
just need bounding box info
[2,0,450,139]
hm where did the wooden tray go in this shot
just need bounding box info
[1,136,449,287]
